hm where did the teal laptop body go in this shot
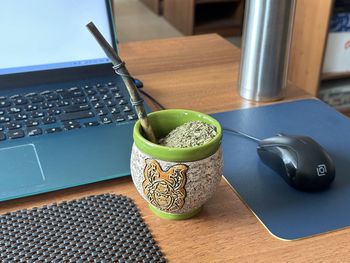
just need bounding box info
[0,1,141,201]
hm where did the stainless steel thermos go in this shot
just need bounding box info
[239,0,296,101]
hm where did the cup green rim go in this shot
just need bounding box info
[149,204,202,220]
[133,109,222,162]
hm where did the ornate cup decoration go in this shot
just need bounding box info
[131,109,223,220]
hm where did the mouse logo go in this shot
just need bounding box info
[317,164,327,176]
[142,159,188,212]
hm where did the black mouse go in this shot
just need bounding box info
[257,134,336,191]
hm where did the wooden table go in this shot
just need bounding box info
[1,35,347,262]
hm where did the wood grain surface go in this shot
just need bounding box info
[1,35,345,262]
[288,0,334,96]
[120,34,308,114]
[163,0,195,35]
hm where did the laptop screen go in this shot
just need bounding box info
[0,0,114,76]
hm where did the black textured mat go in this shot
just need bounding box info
[0,194,165,262]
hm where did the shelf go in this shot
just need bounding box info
[163,0,244,36]
[194,18,242,36]
[196,0,240,4]
[339,108,350,118]
[321,72,350,81]
[194,1,244,36]
[195,25,242,36]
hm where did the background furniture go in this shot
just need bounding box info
[288,0,350,115]
[6,35,349,262]
[163,0,245,36]
[159,0,350,114]
[139,0,161,14]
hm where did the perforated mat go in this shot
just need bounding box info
[0,194,165,262]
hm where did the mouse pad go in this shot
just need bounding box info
[212,99,350,240]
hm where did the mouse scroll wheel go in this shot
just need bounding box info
[277,133,287,137]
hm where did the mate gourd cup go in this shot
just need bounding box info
[131,109,223,220]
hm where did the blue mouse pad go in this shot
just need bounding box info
[212,99,350,240]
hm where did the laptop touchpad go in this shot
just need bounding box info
[0,144,45,192]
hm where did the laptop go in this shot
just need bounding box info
[0,0,142,201]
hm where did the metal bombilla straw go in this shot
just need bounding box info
[86,22,157,144]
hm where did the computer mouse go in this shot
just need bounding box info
[257,134,336,191]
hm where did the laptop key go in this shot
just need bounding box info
[63,104,90,113]
[13,97,28,105]
[105,100,116,107]
[0,116,11,123]
[0,100,11,108]
[63,120,79,126]
[31,111,46,118]
[45,93,59,101]
[59,91,77,99]
[108,107,120,114]
[46,107,60,116]
[127,114,137,120]
[71,97,87,104]
[0,131,5,140]
[0,126,3,131]
[29,96,44,103]
[42,116,56,125]
[122,106,132,112]
[101,94,112,100]
[57,99,71,107]
[25,92,37,97]
[46,127,63,134]
[118,99,127,105]
[85,89,96,96]
[14,113,29,121]
[6,122,22,130]
[59,91,71,99]
[59,110,94,121]
[8,129,25,139]
[0,110,4,115]
[84,121,99,127]
[27,127,42,136]
[47,108,62,116]
[25,104,39,111]
[97,87,109,94]
[40,90,52,95]
[8,107,22,113]
[64,120,81,130]
[112,114,125,122]
[114,92,123,99]
[9,94,20,99]
[26,119,40,127]
[92,101,104,109]
[41,102,55,109]
[66,124,81,130]
[110,87,119,92]
[72,90,84,97]
[96,108,109,116]
[100,116,112,124]
[89,95,100,102]
[69,87,80,91]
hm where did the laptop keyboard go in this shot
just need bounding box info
[0,82,137,141]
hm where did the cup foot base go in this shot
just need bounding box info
[149,204,202,220]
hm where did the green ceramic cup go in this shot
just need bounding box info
[130,109,223,220]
